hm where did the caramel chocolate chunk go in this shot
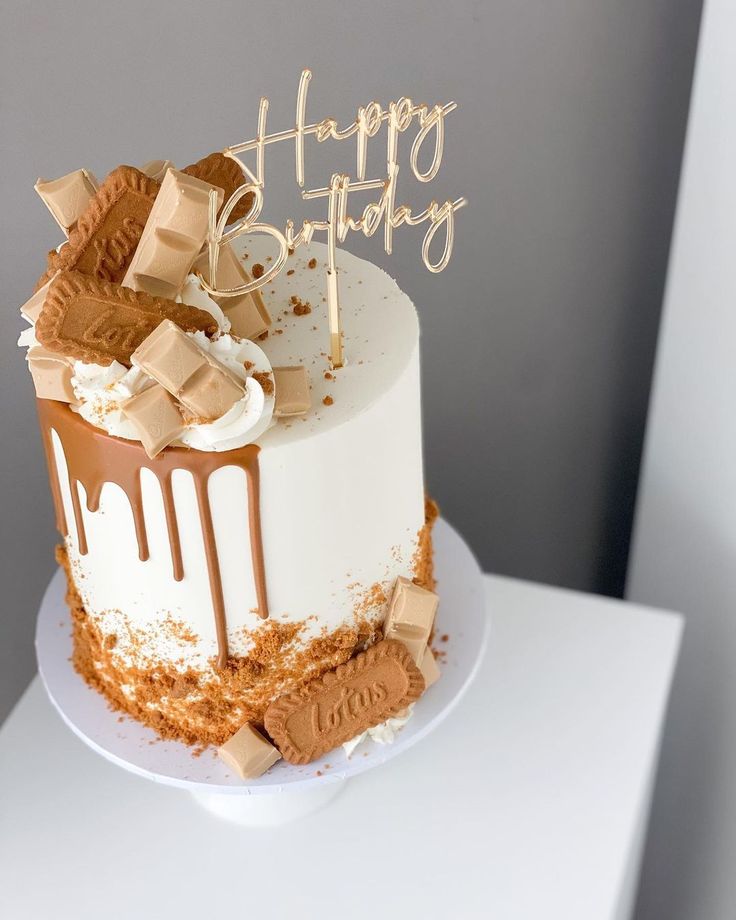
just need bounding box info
[121,384,185,458]
[383,577,439,665]
[27,346,76,403]
[20,275,57,323]
[264,639,425,765]
[131,319,244,420]
[133,321,209,392]
[37,165,160,291]
[420,648,441,689]
[193,245,272,340]
[183,152,254,224]
[217,723,281,779]
[123,169,223,299]
[248,286,270,332]
[140,159,175,182]
[273,365,310,417]
[388,624,429,666]
[35,272,218,367]
[35,169,99,235]
[180,361,244,419]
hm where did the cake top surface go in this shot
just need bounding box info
[245,239,419,449]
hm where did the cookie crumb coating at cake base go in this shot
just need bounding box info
[59,501,437,748]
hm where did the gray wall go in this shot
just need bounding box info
[629,1,736,917]
[0,0,700,726]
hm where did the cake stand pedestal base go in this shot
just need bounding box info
[36,518,488,826]
[190,779,346,826]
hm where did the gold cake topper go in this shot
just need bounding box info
[198,70,467,368]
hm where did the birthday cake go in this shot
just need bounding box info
[20,74,464,778]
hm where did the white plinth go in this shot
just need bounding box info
[34,518,488,824]
[0,557,682,920]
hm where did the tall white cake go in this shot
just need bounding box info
[31,239,434,745]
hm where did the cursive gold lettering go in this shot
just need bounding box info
[197,70,466,368]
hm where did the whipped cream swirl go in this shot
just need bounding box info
[342,706,414,758]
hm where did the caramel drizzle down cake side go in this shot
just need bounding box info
[38,400,269,669]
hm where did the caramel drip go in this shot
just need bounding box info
[194,478,229,668]
[244,457,270,620]
[39,419,67,534]
[36,399,270,667]
[67,472,88,555]
[160,472,184,581]
[82,467,149,562]
[84,480,103,513]
[128,474,150,563]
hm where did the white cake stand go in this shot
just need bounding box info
[36,518,489,825]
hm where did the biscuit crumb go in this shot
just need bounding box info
[322,395,334,406]
[54,503,438,748]
[252,263,265,279]
[253,371,274,396]
[290,294,312,316]
[308,258,317,269]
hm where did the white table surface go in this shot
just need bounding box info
[0,575,682,920]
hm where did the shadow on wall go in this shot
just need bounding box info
[632,477,736,920]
